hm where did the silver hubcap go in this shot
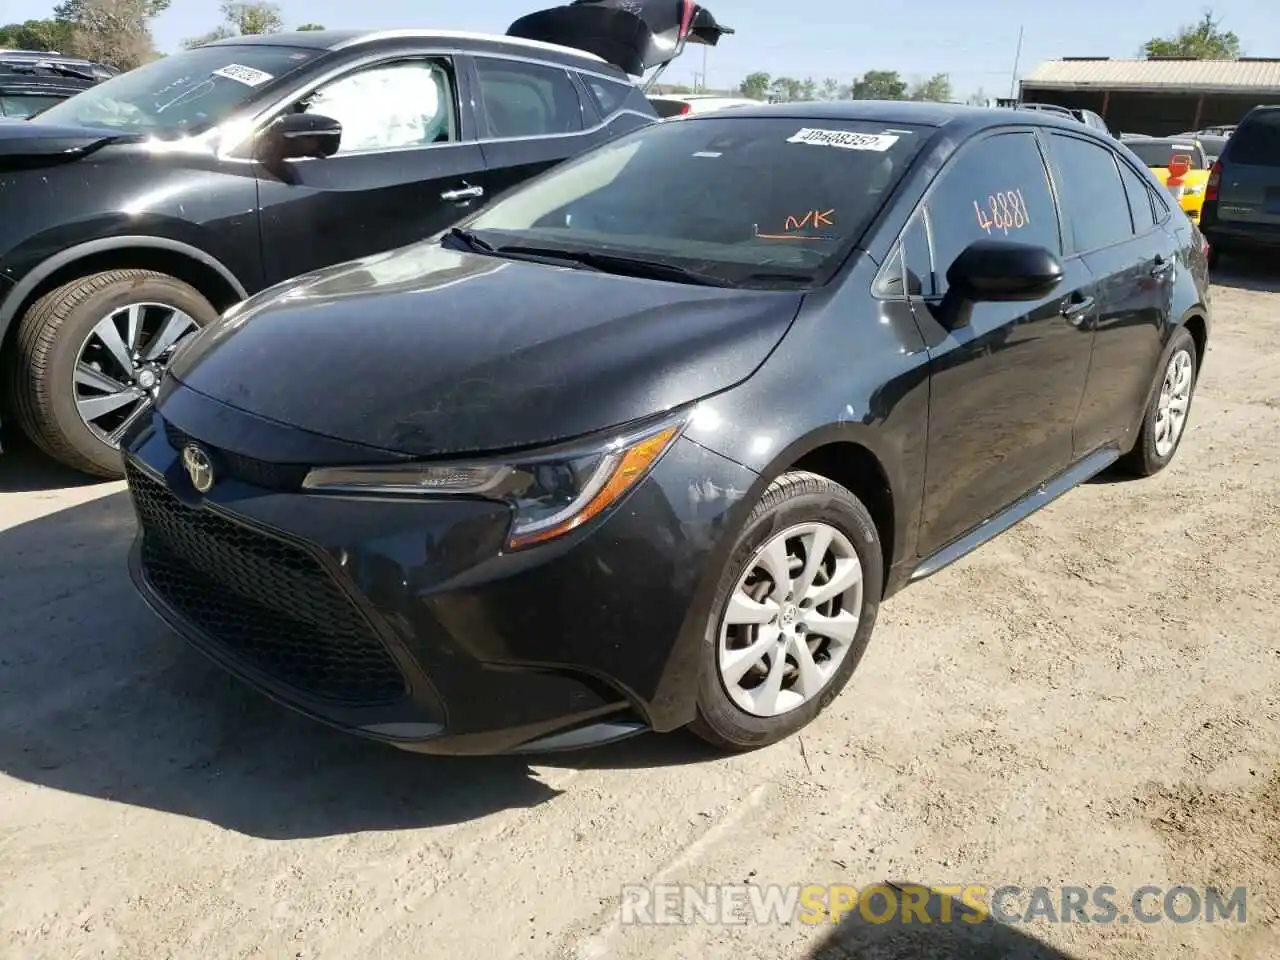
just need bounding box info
[718,522,864,718]
[1154,348,1194,458]
[74,302,199,447]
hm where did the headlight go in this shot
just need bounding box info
[301,412,688,550]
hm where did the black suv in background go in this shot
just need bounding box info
[1199,105,1280,267]
[0,49,116,118]
[0,0,731,477]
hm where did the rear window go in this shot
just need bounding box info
[1225,110,1280,167]
[1126,140,1206,170]
[465,115,930,289]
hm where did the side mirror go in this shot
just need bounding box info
[260,111,342,161]
[938,239,1064,330]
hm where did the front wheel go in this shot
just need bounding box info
[8,269,218,478]
[688,471,884,751]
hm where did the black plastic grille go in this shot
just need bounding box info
[127,462,406,704]
[164,421,309,491]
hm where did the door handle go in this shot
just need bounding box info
[1061,295,1095,324]
[441,184,484,202]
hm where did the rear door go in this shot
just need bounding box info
[1046,131,1174,455]
[1214,108,1280,229]
[255,54,487,285]
[911,129,1098,557]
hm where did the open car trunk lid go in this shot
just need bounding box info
[507,0,733,77]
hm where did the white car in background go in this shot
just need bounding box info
[647,92,762,117]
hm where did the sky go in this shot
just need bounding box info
[9,0,1280,99]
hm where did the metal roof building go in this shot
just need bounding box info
[1019,57,1280,135]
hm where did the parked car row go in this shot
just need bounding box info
[647,91,763,117]
[0,49,115,117]
[0,0,732,477]
[116,94,1211,755]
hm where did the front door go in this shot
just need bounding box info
[255,56,486,286]
[1044,132,1175,455]
[912,130,1098,557]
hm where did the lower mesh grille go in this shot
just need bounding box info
[127,462,406,704]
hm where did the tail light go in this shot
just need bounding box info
[680,102,692,115]
[1205,161,1222,201]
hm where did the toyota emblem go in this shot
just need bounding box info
[181,443,215,493]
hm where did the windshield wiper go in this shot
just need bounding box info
[443,227,496,254]
[491,245,725,286]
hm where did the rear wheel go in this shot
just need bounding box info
[9,269,217,478]
[688,471,883,751]
[1118,327,1199,477]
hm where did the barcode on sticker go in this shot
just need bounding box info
[786,128,900,151]
[213,64,274,87]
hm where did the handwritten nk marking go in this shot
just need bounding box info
[785,209,836,231]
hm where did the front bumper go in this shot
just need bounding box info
[123,384,757,755]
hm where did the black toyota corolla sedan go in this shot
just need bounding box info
[122,101,1211,756]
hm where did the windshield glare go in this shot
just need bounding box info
[465,116,930,287]
[1128,140,1205,170]
[31,44,322,138]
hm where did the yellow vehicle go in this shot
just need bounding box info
[1123,137,1212,223]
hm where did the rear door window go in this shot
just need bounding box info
[475,58,584,137]
[583,75,639,118]
[1047,133,1134,252]
[1225,111,1280,166]
[923,130,1061,294]
[1117,160,1156,235]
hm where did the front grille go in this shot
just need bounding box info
[164,421,309,491]
[127,462,407,704]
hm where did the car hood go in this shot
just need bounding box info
[169,241,804,457]
[0,118,132,165]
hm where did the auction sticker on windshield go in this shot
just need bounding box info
[213,64,275,87]
[786,128,900,151]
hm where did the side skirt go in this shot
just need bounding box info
[909,446,1120,583]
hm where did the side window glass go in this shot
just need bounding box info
[297,60,456,154]
[1118,160,1156,235]
[902,212,933,297]
[924,131,1060,296]
[873,246,905,298]
[1047,133,1134,251]
[475,58,584,138]
[584,76,633,118]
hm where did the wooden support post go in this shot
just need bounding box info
[1192,93,1205,130]
[1101,90,1110,118]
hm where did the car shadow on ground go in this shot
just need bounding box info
[0,433,107,493]
[0,487,715,841]
[804,886,1077,959]
[1211,253,1280,294]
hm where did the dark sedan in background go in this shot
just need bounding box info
[123,101,1211,756]
[0,50,115,118]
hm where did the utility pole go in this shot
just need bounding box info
[1009,25,1024,99]
[701,43,708,92]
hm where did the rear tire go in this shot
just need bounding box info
[1117,326,1199,477]
[688,471,883,752]
[8,269,217,479]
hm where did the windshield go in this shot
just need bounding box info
[32,44,323,138]
[1127,140,1205,170]
[463,115,930,288]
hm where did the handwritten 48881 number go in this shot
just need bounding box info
[974,189,1029,235]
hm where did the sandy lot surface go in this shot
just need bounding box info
[1,266,1278,960]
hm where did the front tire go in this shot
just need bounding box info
[1118,326,1199,477]
[8,269,217,479]
[688,471,884,751]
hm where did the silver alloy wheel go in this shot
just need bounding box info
[717,521,863,718]
[1154,348,1194,458]
[74,301,199,447]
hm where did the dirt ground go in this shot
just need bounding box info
[1,265,1278,960]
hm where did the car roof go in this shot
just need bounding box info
[201,28,610,69]
[689,99,1105,137]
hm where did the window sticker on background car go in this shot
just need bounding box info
[973,189,1030,235]
[692,151,722,158]
[785,128,900,151]
[212,64,275,87]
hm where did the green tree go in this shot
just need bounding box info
[738,71,770,100]
[184,1,284,48]
[0,18,75,51]
[296,22,325,30]
[1143,10,1240,59]
[849,69,907,100]
[909,72,952,102]
[966,87,990,106]
[767,76,806,102]
[818,77,841,100]
[53,0,169,68]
